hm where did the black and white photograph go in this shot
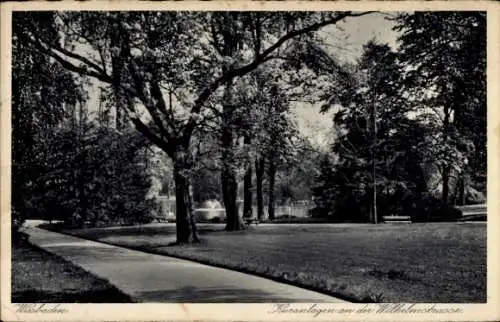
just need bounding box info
[1,1,498,321]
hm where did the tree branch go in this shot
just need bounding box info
[182,11,374,143]
[127,59,172,141]
[53,13,107,75]
[32,37,113,84]
[130,117,174,158]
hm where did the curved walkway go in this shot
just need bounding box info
[24,226,347,303]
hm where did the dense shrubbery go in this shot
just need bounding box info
[12,23,160,230]
[14,121,160,228]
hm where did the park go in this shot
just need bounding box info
[10,10,486,304]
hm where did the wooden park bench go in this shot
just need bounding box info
[455,204,487,221]
[244,218,260,226]
[382,215,412,224]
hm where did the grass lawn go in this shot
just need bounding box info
[11,238,134,303]
[61,222,486,303]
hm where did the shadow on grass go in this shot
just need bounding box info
[135,286,314,303]
[38,222,486,303]
[366,268,415,282]
[38,227,374,303]
[102,242,369,303]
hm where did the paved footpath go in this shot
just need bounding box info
[24,226,347,303]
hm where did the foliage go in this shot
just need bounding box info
[69,125,157,226]
[13,10,374,236]
[11,19,82,230]
[12,13,160,228]
[395,11,487,203]
[16,116,159,227]
[312,41,404,221]
[311,154,338,218]
[275,137,323,203]
[312,11,486,222]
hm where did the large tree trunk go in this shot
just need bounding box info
[173,166,191,244]
[267,158,276,221]
[173,150,199,244]
[243,136,253,219]
[221,133,241,230]
[255,157,265,220]
[185,175,200,243]
[218,16,244,231]
[222,165,240,230]
[220,80,242,231]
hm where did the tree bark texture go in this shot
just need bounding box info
[243,136,253,219]
[221,127,241,230]
[255,157,265,220]
[220,78,242,231]
[267,158,276,220]
[173,150,199,244]
[441,106,451,209]
[185,175,200,243]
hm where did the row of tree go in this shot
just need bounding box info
[12,11,486,242]
[12,26,161,228]
[312,12,486,222]
[13,11,371,243]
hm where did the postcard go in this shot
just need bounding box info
[1,1,499,321]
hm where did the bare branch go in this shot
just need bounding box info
[51,44,106,76]
[127,59,172,141]
[130,116,174,158]
[27,33,113,84]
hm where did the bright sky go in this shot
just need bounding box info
[322,12,399,63]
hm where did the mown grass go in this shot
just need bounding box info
[62,222,486,303]
[11,239,134,303]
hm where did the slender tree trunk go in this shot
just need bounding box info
[414,172,427,222]
[98,95,103,125]
[243,136,253,219]
[221,142,241,231]
[77,100,87,227]
[255,157,265,220]
[116,105,122,130]
[174,165,190,244]
[460,173,467,205]
[370,87,378,224]
[77,168,87,227]
[267,158,276,221]
[185,175,200,243]
[441,165,451,209]
[441,106,451,210]
[222,166,240,230]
